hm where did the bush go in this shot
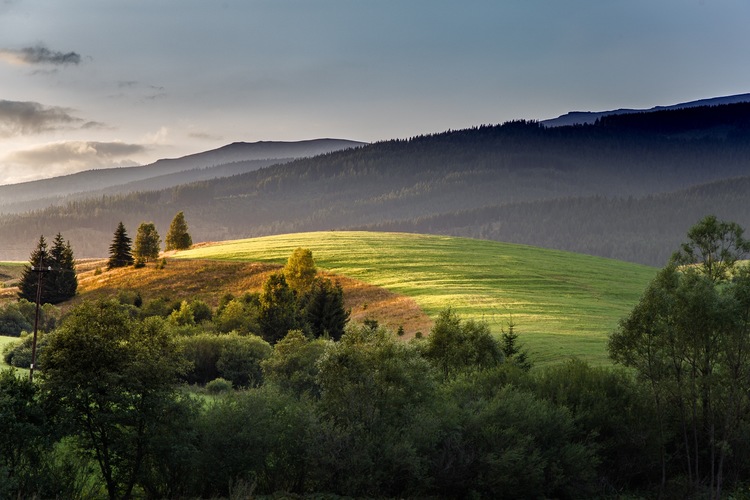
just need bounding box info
[179,333,272,387]
[206,377,232,394]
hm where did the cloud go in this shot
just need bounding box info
[4,141,146,178]
[188,131,224,141]
[0,45,81,65]
[0,100,85,137]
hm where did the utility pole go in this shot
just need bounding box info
[29,256,51,383]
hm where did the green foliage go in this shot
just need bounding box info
[133,221,161,263]
[215,334,272,388]
[17,234,77,305]
[205,377,232,394]
[0,301,58,342]
[46,233,78,304]
[501,321,532,371]
[258,272,301,344]
[438,381,599,499]
[107,221,134,269]
[0,369,52,498]
[283,247,316,294]
[169,300,197,327]
[311,324,438,496]
[197,387,312,496]
[40,300,187,500]
[178,333,272,387]
[214,295,259,334]
[609,216,750,496]
[529,359,662,491]
[262,329,328,398]
[165,211,192,251]
[670,214,750,281]
[140,296,181,318]
[0,302,31,337]
[300,277,350,340]
[136,395,202,498]
[423,308,503,379]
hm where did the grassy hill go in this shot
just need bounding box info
[174,231,657,365]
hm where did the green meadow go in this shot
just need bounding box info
[176,231,657,364]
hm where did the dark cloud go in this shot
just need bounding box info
[0,100,83,137]
[0,45,81,65]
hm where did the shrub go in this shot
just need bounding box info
[206,377,232,394]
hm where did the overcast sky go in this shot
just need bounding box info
[1,0,749,185]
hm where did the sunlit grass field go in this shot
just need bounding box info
[175,231,657,365]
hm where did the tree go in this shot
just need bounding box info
[17,235,50,303]
[47,233,77,304]
[609,216,750,498]
[133,222,161,264]
[165,211,192,251]
[284,247,316,294]
[0,369,51,498]
[40,300,187,500]
[18,234,77,305]
[107,222,134,269]
[671,214,750,282]
[300,277,350,340]
[258,273,301,344]
[500,321,531,371]
[423,308,503,380]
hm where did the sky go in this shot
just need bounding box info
[1,0,749,185]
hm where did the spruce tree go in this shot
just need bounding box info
[17,234,77,305]
[17,236,50,303]
[108,222,134,269]
[301,277,350,340]
[47,234,78,304]
[165,211,192,251]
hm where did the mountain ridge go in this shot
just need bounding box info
[542,92,750,127]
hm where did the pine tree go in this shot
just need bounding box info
[165,211,192,251]
[133,222,161,264]
[17,234,77,305]
[107,222,134,269]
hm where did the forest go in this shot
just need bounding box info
[2,216,750,498]
[1,103,750,264]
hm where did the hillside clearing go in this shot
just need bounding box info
[174,231,657,364]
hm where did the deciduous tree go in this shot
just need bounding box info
[133,222,161,264]
[165,211,192,251]
[609,216,750,498]
[40,300,187,500]
[284,247,316,294]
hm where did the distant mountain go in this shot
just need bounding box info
[0,139,365,213]
[542,93,750,127]
[1,102,749,264]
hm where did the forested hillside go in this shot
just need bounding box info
[1,103,749,263]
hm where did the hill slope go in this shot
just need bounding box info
[1,102,749,263]
[173,231,657,365]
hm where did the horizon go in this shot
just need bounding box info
[2,1,750,184]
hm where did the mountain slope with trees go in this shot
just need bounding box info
[0,102,749,264]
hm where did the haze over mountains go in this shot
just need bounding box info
[1,95,750,265]
[0,139,365,213]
